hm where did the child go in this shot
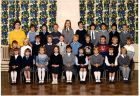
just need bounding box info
[120,24,133,47]
[105,47,118,83]
[20,38,32,57]
[36,47,49,84]
[62,20,74,44]
[51,23,61,44]
[75,47,88,83]
[49,46,63,84]
[90,47,103,83]
[63,45,75,83]
[88,23,98,46]
[39,23,50,45]
[44,35,56,57]
[22,48,33,83]
[97,36,109,57]
[98,23,109,44]
[82,34,93,57]
[109,23,120,45]
[27,24,37,45]
[70,34,82,55]
[76,21,87,44]
[111,36,120,57]
[9,48,22,84]
[9,40,20,56]
[118,47,131,82]
[57,35,67,56]
[32,35,42,58]
[124,37,135,69]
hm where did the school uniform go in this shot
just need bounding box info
[62,28,74,44]
[51,31,61,44]
[111,44,120,57]
[39,31,50,45]
[76,29,87,44]
[70,41,82,55]
[82,42,93,57]
[32,42,42,58]
[27,31,37,45]
[20,45,32,57]
[87,30,98,45]
[98,30,109,44]
[97,43,109,57]
[109,30,120,45]
[45,43,55,57]
[9,48,20,57]
[57,42,67,56]
[22,56,33,69]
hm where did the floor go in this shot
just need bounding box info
[1,71,138,95]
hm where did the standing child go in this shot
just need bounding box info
[63,45,75,84]
[20,38,32,57]
[44,35,56,57]
[57,35,67,56]
[27,24,37,45]
[118,47,131,83]
[90,47,103,83]
[22,48,33,83]
[49,46,63,84]
[9,48,22,84]
[70,34,82,55]
[36,47,49,84]
[105,47,118,83]
[76,21,87,44]
[62,20,74,44]
[75,47,88,84]
[51,23,61,44]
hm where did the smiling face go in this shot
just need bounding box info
[101,25,106,30]
[122,25,128,31]
[53,24,59,32]
[15,23,20,30]
[47,37,52,43]
[78,23,83,29]
[54,47,59,53]
[79,48,84,54]
[66,47,72,53]
[42,26,47,32]
[66,21,71,28]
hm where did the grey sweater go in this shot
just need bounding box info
[90,54,103,66]
[118,54,130,66]
[62,29,74,44]
[98,30,109,44]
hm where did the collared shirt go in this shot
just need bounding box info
[15,55,18,59]
[47,43,52,45]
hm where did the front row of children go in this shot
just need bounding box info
[9,44,131,84]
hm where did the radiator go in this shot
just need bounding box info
[1,45,10,61]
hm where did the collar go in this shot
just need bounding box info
[79,28,83,31]
[54,53,59,56]
[94,54,99,56]
[121,54,126,58]
[47,43,52,45]
[67,53,71,56]
[79,54,84,56]
[112,44,118,46]
[35,42,40,45]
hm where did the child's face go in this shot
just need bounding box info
[39,48,45,54]
[91,26,95,30]
[112,26,116,30]
[25,51,30,56]
[100,38,106,44]
[79,23,83,29]
[12,43,18,48]
[66,21,71,28]
[66,48,71,53]
[31,27,35,32]
[47,37,52,43]
[94,49,99,54]
[59,36,64,42]
[121,48,127,54]
[85,37,90,42]
[54,47,59,53]
[15,23,20,30]
[79,49,84,54]
[53,25,58,32]
[35,38,40,43]
[24,40,29,45]
[126,40,131,45]
[73,36,78,42]
[14,50,19,55]
[123,25,128,31]
[42,26,47,32]
[101,25,106,30]
[109,49,113,53]
[112,38,118,44]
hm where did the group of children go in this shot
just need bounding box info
[9,20,134,85]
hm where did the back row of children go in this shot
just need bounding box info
[9,20,134,85]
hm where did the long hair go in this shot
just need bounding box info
[63,20,72,30]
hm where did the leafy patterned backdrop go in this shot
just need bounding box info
[1,0,57,45]
[79,0,138,43]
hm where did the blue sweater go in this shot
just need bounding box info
[51,31,61,44]
[70,41,82,55]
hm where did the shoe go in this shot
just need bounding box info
[39,80,42,84]
[42,80,44,84]
[52,80,55,84]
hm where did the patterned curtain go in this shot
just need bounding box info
[1,0,57,45]
[79,0,138,43]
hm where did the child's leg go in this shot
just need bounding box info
[120,67,126,79]
[38,68,42,82]
[41,68,45,82]
[109,72,112,81]
[10,71,14,82]
[27,70,31,81]
[111,72,115,81]
[69,71,72,82]
[79,68,83,81]
[94,71,98,82]
[125,67,130,80]
[83,68,87,81]
[24,70,28,81]
[66,71,70,82]
[52,73,55,84]
[13,71,17,82]
[97,71,101,82]
[54,74,58,84]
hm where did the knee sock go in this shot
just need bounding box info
[41,68,45,81]
[11,71,14,82]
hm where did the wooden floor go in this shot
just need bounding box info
[1,71,138,95]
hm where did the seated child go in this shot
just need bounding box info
[75,47,88,84]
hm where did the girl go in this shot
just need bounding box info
[63,45,75,84]
[75,47,88,84]
[36,47,49,84]
[22,48,33,83]
[9,48,22,84]
[62,20,74,44]
[118,47,131,83]
[90,47,103,83]
[9,40,20,56]
[105,47,118,83]
[57,35,67,56]
[49,46,63,84]
[20,38,32,57]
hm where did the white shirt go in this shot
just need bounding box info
[20,45,32,57]
[124,44,134,52]
[15,55,18,59]
[47,43,52,45]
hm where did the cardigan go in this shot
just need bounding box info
[62,29,74,44]
[90,54,103,66]
[22,56,33,68]
[70,41,82,55]
[118,54,130,66]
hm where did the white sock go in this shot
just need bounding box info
[66,71,70,81]
[11,71,14,82]
[38,68,42,81]
[13,71,17,82]
[69,71,72,82]
[79,71,83,81]
[83,71,87,81]
[109,77,111,81]
[41,68,45,81]
[94,72,98,80]
[97,71,101,81]
[112,76,115,81]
